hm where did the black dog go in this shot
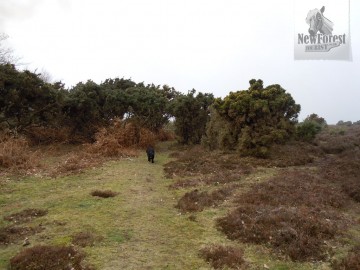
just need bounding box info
[146,146,155,163]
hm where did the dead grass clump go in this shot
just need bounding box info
[72,232,102,247]
[4,208,48,224]
[87,120,155,158]
[199,244,247,269]
[91,190,118,198]
[217,205,338,261]
[86,127,139,158]
[176,187,233,213]
[332,245,360,270]
[51,151,102,176]
[24,126,72,145]
[0,135,40,172]
[9,245,94,270]
[0,225,44,245]
[156,128,175,141]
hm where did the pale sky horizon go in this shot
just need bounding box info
[1,0,359,124]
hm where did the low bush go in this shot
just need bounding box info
[296,121,323,142]
[217,170,350,262]
[217,205,338,261]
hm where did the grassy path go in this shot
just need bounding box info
[92,143,211,269]
[0,143,218,269]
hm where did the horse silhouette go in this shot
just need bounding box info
[306,6,333,36]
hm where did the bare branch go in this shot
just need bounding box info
[0,33,20,64]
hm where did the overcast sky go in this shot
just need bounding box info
[1,0,359,124]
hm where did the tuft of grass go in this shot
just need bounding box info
[199,244,247,269]
[0,225,44,245]
[176,187,233,213]
[72,231,103,247]
[9,245,94,270]
[4,208,48,224]
[107,230,132,244]
[90,190,118,198]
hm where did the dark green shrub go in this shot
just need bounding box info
[296,121,322,142]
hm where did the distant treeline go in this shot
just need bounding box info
[0,63,213,143]
[4,63,355,157]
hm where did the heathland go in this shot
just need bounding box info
[1,124,360,269]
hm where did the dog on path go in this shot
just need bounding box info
[146,146,155,163]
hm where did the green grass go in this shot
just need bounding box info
[1,141,359,270]
[0,143,212,269]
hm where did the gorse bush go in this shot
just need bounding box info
[170,89,214,144]
[204,79,300,157]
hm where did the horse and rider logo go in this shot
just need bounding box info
[297,6,346,53]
